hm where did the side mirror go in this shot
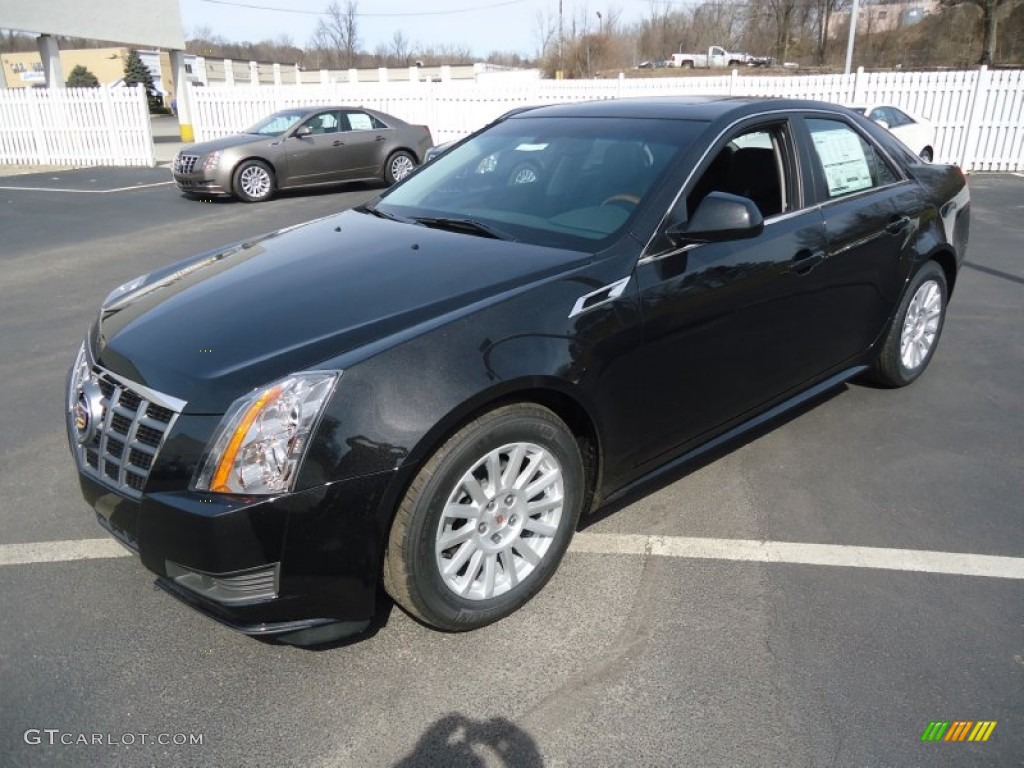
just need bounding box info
[667,192,764,246]
[294,125,313,138]
[873,118,890,130]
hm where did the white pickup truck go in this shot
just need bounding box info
[670,46,753,69]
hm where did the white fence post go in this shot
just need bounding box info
[273,63,282,86]
[223,59,234,86]
[853,66,866,103]
[961,65,991,170]
[26,90,49,164]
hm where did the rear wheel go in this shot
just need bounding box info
[385,151,416,184]
[384,403,584,631]
[919,147,934,163]
[869,261,947,387]
[233,160,275,203]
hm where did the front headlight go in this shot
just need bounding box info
[202,150,223,172]
[195,371,340,495]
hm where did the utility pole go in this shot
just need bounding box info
[558,0,563,78]
[844,0,860,75]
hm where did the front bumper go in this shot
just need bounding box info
[171,170,229,196]
[78,466,395,643]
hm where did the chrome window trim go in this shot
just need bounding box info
[638,106,914,267]
[639,108,807,264]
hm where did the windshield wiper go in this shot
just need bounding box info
[356,203,417,225]
[412,216,517,242]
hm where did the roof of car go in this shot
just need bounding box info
[509,96,851,122]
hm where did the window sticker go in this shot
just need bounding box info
[514,143,549,152]
[348,112,373,130]
[811,127,873,196]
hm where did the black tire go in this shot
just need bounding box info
[869,261,948,387]
[919,147,934,163]
[680,61,694,70]
[385,150,417,185]
[384,403,584,631]
[232,159,275,203]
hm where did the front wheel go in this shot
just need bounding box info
[232,159,275,203]
[869,261,948,387]
[919,147,934,163]
[385,151,416,184]
[384,404,584,631]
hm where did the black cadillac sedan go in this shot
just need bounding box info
[67,97,970,645]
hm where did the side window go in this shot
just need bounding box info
[346,111,384,131]
[305,111,340,134]
[806,118,899,199]
[888,108,913,127]
[686,124,790,219]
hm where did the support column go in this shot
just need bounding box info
[169,49,194,142]
[37,34,64,88]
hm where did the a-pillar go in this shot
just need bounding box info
[38,34,64,88]
[169,49,194,142]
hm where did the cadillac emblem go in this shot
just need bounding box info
[73,379,104,445]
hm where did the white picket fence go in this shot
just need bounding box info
[190,66,1024,172]
[0,86,154,167]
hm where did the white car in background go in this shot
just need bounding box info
[852,105,936,162]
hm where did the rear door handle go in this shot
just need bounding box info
[332,140,344,147]
[374,135,387,142]
[886,215,910,235]
[790,249,824,275]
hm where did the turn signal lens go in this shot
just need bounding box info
[195,372,340,495]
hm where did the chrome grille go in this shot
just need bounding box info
[174,153,199,174]
[69,364,184,500]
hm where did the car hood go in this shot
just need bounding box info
[182,134,276,155]
[94,210,589,413]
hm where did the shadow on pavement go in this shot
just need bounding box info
[391,713,544,768]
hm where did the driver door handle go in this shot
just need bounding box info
[332,140,344,147]
[886,215,910,235]
[375,135,387,142]
[790,249,825,275]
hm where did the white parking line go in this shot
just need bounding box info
[0,181,174,194]
[570,533,1024,580]
[2,534,1022,580]
[0,538,131,566]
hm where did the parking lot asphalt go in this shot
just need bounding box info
[0,170,1021,767]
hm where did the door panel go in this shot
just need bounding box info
[285,111,348,185]
[798,116,927,367]
[633,208,828,467]
[339,111,393,179]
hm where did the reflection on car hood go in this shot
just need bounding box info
[95,210,588,413]
[180,134,275,155]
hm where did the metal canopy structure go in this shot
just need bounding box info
[0,0,185,49]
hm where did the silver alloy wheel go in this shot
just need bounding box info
[390,154,415,181]
[900,279,942,370]
[510,166,537,184]
[435,442,564,601]
[239,165,271,198]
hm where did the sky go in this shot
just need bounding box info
[179,0,649,59]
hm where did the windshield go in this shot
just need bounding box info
[376,116,704,251]
[245,111,306,136]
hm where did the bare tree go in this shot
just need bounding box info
[314,0,360,69]
[942,0,1015,64]
[766,0,799,62]
[389,30,411,66]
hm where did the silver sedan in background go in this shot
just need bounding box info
[172,106,434,202]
